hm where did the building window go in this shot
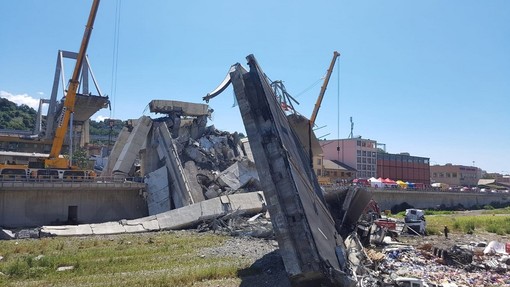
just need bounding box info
[446,173,451,178]
[317,159,322,165]
[362,151,366,156]
[317,169,322,176]
[372,152,376,157]
[341,172,344,177]
[333,171,338,176]
[439,173,444,178]
[452,173,457,178]
[357,157,361,163]
[362,158,366,163]
[433,173,437,177]
[362,141,366,147]
[357,140,361,146]
[357,150,361,156]
[324,171,330,176]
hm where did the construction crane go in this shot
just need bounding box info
[309,51,340,128]
[45,0,100,169]
[0,0,101,181]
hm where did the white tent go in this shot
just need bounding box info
[369,177,383,188]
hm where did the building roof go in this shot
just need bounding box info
[478,179,495,186]
[327,159,357,171]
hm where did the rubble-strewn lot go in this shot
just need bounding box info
[1,223,509,286]
[381,232,510,286]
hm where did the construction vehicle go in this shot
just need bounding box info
[0,0,100,181]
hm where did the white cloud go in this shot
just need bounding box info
[0,90,40,110]
[94,115,110,122]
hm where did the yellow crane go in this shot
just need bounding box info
[45,0,101,169]
[0,0,101,181]
[309,51,339,186]
[309,51,340,127]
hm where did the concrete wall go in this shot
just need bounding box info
[0,186,148,228]
[371,189,510,211]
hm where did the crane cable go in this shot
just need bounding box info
[110,0,122,119]
[294,77,323,98]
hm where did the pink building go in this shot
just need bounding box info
[320,138,377,178]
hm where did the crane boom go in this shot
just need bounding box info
[309,51,340,127]
[46,0,101,168]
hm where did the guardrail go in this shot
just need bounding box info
[0,175,146,189]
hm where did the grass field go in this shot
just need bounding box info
[0,231,250,287]
[425,208,510,235]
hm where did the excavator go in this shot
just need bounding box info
[0,0,100,181]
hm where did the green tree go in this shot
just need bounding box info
[72,147,89,169]
[0,98,36,130]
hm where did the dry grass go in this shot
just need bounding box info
[0,231,253,287]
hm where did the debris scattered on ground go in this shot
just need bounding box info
[375,234,510,287]
[56,266,75,272]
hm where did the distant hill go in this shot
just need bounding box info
[0,98,36,130]
[89,119,124,144]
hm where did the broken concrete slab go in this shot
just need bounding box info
[240,138,254,162]
[149,100,211,117]
[153,122,195,208]
[41,225,93,237]
[125,216,160,231]
[102,120,136,177]
[113,116,152,176]
[219,55,355,286]
[16,229,40,239]
[90,222,126,235]
[217,159,259,190]
[121,223,146,233]
[0,228,15,240]
[184,161,207,202]
[156,192,266,230]
[145,166,171,215]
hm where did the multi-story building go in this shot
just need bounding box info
[377,152,431,185]
[430,164,482,187]
[320,138,377,178]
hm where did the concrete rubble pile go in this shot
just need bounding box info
[374,238,510,286]
[102,99,261,215]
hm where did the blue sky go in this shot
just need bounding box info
[1,1,509,174]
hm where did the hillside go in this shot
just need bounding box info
[0,98,36,130]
